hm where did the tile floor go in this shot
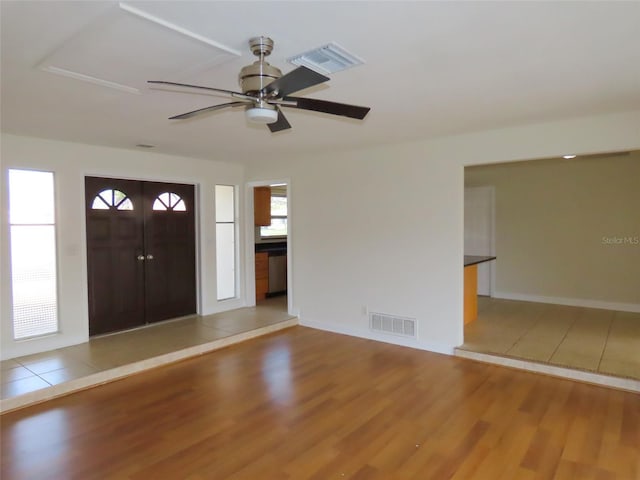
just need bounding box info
[1,296,293,401]
[460,297,640,380]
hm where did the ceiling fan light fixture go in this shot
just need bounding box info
[150,35,370,132]
[246,106,278,124]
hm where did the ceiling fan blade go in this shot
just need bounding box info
[169,101,249,120]
[148,81,254,101]
[262,66,329,97]
[267,107,292,133]
[283,96,370,120]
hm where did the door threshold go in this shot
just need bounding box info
[91,314,199,339]
[454,348,640,393]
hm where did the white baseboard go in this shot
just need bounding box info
[493,291,640,313]
[299,318,455,356]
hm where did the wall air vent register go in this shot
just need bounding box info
[369,312,416,338]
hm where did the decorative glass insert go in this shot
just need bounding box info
[9,169,59,339]
[153,192,186,211]
[91,189,133,210]
[215,185,236,300]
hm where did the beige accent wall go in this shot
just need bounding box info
[465,152,640,306]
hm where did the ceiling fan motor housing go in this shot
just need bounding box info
[239,36,282,96]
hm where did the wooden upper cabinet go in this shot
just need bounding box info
[254,187,271,226]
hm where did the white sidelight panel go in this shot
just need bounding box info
[215,185,236,300]
[9,169,59,339]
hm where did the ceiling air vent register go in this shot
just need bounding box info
[287,42,364,75]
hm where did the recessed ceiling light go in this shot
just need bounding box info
[562,154,577,159]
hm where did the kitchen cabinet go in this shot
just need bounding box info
[463,264,478,325]
[254,187,271,226]
[255,252,269,301]
[268,254,287,294]
[463,256,496,324]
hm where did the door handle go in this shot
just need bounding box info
[137,255,145,261]
[146,254,154,260]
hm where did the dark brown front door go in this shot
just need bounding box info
[143,181,196,324]
[85,177,196,336]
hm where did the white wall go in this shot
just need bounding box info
[245,110,640,353]
[466,153,640,310]
[3,110,639,360]
[1,134,245,360]
[295,151,463,353]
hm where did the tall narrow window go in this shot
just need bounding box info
[260,186,287,238]
[215,185,236,300]
[9,169,59,339]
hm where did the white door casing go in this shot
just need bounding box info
[464,186,495,296]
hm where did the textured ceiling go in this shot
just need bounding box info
[2,1,640,162]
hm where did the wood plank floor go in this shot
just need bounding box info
[1,327,639,480]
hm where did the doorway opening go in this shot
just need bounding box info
[460,153,640,382]
[253,182,289,312]
[464,185,495,298]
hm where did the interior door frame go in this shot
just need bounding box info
[245,178,294,316]
[464,185,496,296]
[82,174,201,335]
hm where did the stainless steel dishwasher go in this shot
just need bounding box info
[268,253,287,294]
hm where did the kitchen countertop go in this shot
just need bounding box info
[255,242,287,254]
[464,255,496,267]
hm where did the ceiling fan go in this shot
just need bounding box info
[148,36,370,132]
